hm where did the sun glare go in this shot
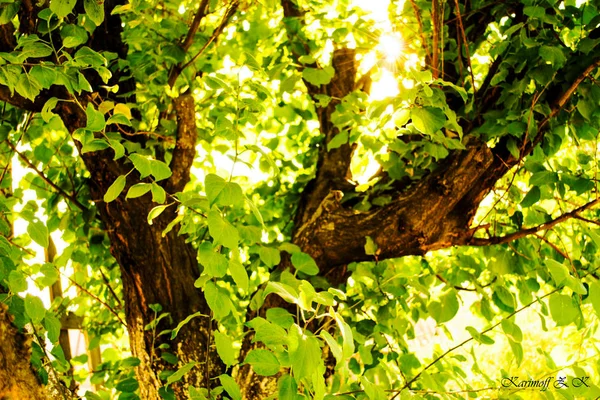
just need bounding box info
[377,33,404,64]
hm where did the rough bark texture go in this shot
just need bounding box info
[0,0,598,399]
[0,304,53,399]
[58,96,217,398]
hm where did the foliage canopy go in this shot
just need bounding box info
[0,0,600,399]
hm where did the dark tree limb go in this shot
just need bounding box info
[467,199,600,246]
[165,94,197,193]
[168,0,239,87]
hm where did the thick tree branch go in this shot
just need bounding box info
[467,199,600,246]
[164,94,197,193]
[281,0,358,229]
[181,0,211,52]
[168,0,239,87]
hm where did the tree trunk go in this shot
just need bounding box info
[56,96,220,397]
[0,303,70,399]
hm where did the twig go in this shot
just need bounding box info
[394,287,561,397]
[574,214,600,226]
[98,266,122,308]
[61,269,126,326]
[408,0,431,70]
[169,0,239,87]
[167,0,210,87]
[453,0,477,96]
[534,233,570,261]
[469,199,600,246]
[6,140,87,211]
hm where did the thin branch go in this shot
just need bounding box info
[534,233,570,260]
[61,270,126,326]
[181,0,210,52]
[453,0,477,97]
[408,0,431,71]
[169,0,239,87]
[167,0,210,87]
[396,287,561,396]
[468,199,600,246]
[98,266,122,309]
[6,140,87,211]
[431,0,440,79]
[574,214,600,226]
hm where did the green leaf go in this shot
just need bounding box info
[364,236,377,256]
[501,319,523,343]
[74,46,106,67]
[104,175,127,203]
[229,258,249,292]
[126,183,152,199]
[244,349,280,376]
[207,210,239,250]
[546,259,569,286]
[508,338,523,366]
[245,196,265,227]
[429,290,459,323]
[84,0,105,25]
[334,312,354,360]
[86,104,106,131]
[411,107,445,135]
[248,317,288,346]
[166,362,196,386]
[198,242,228,278]
[219,374,242,400]
[214,331,237,366]
[205,174,243,208]
[44,314,61,343]
[61,24,88,48]
[495,286,516,310]
[171,312,206,340]
[245,145,280,177]
[266,308,294,329]
[130,154,152,178]
[115,378,139,392]
[520,186,540,207]
[8,270,27,292]
[51,0,77,18]
[589,281,600,318]
[362,375,387,400]
[302,66,334,86]
[291,252,319,275]
[264,282,300,306]
[539,46,566,68]
[30,66,57,89]
[28,221,49,248]
[288,327,322,380]
[327,131,349,151]
[278,375,299,400]
[258,247,281,268]
[106,113,131,126]
[147,205,169,225]
[320,331,342,366]
[81,139,109,153]
[42,97,59,123]
[151,160,172,181]
[151,183,166,204]
[16,74,41,101]
[549,294,577,326]
[24,294,45,324]
[204,281,231,320]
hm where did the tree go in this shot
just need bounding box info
[1,0,600,398]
